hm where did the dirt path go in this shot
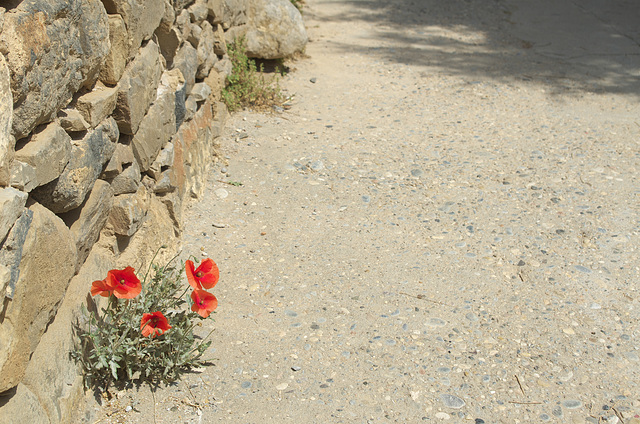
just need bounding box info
[96,0,640,422]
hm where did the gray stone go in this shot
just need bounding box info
[111,159,141,195]
[172,43,198,94]
[100,14,129,86]
[14,122,72,187]
[30,118,118,213]
[206,0,225,24]
[216,0,248,27]
[159,0,175,31]
[190,82,212,102]
[154,169,178,194]
[159,191,183,232]
[159,68,187,131]
[0,0,110,140]
[155,2,182,66]
[64,179,114,269]
[131,72,178,172]
[187,23,202,47]
[175,9,191,39]
[214,56,232,79]
[440,394,466,409]
[109,185,149,236]
[0,203,76,393]
[57,108,90,133]
[196,21,218,78]
[0,53,13,187]
[185,96,198,119]
[149,143,175,179]
[240,0,308,59]
[0,187,28,243]
[76,85,119,128]
[101,0,165,59]
[213,23,227,55]
[102,142,135,179]
[0,209,32,300]
[113,41,164,135]
[9,161,37,193]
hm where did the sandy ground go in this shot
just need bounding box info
[93,0,640,422]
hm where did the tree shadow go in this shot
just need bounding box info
[309,0,640,97]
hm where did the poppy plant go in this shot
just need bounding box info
[190,289,218,318]
[90,279,112,297]
[106,266,141,299]
[185,258,219,290]
[140,311,172,338]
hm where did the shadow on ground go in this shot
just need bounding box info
[312,0,640,97]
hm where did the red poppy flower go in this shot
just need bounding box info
[106,266,141,299]
[185,259,219,290]
[90,279,113,297]
[140,311,171,338]
[190,289,218,318]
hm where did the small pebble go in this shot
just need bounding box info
[276,383,288,391]
[563,400,582,409]
[435,412,450,420]
[310,77,317,83]
[440,394,466,409]
[214,188,228,199]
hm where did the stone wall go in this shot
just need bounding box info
[0,0,302,422]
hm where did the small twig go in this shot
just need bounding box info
[515,374,526,396]
[508,401,542,405]
[398,292,452,307]
[151,385,157,424]
[216,179,243,186]
[612,406,625,423]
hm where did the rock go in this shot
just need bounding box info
[206,0,225,24]
[185,97,198,119]
[189,1,209,23]
[9,161,37,193]
[187,23,202,47]
[0,202,77,393]
[196,21,218,78]
[155,2,181,66]
[57,108,90,133]
[214,56,232,79]
[131,71,178,172]
[111,160,141,195]
[63,180,114,269]
[204,68,224,102]
[0,54,13,187]
[216,0,248,27]
[149,143,175,179]
[0,187,28,243]
[99,14,129,86]
[172,43,198,94]
[154,169,178,194]
[30,118,118,214]
[0,384,49,424]
[0,0,110,140]
[158,0,175,31]
[240,0,307,59]
[108,185,149,236]
[159,68,187,131]
[213,23,227,55]
[113,41,164,135]
[0,209,32,300]
[102,142,135,179]
[175,9,191,39]
[101,0,165,59]
[22,246,115,424]
[76,85,119,128]
[440,393,466,409]
[14,122,72,188]
[159,191,183,233]
[190,82,212,102]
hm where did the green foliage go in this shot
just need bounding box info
[222,37,286,112]
[290,0,304,12]
[72,255,215,391]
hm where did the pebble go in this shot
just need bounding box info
[276,383,288,391]
[539,413,551,421]
[241,381,252,389]
[440,394,466,409]
[310,77,317,83]
[125,406,132,412]
[411,169,423,177]
[427,317,446,327]
[575,265,592,273]
[435,412,450,420]
[563,400,582,409]
[291,366,301,371]
[214,188,229,199]
[285,310,298,317]
[310,160,324,171]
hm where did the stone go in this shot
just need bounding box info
[131,72,178,172]
[9,161,37,193]
[76,85,119,128]
[204,68,224,102]
[57,109,90,133]
[206,0,225,24]
[196,21,218,78]
[0,209,32,300]
[102,142,135,179]
[0,187,28,243]
[159,0,175,31]
[149,143,175,179]
[159,191,183,233]
[214,56,232,79]
[185,97,198,120]
[172,43,198,94]
[159,68,187,131]
[0,203,77,393]
[99,14,129,86]
[440,393,466,409]
[216,0,248,27]
[233,0,307,59]
[21,246,115,424]
[0,384,49,424]
[190,82,212,102]
[14,122,72,188]
[108,185,149,237]
[155,1,181,66]
[101,0,165,59]
[0,53,13,187]
[30,118,118,214]
[154,169,178,194]
[63,180,114,269]
[111,160,141,195]
[113,41,164,135]
[0,0,110,140]
[187,23,202,47]
[213,23,227,55]
[189,1,209,23]
[175,9,191,39]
